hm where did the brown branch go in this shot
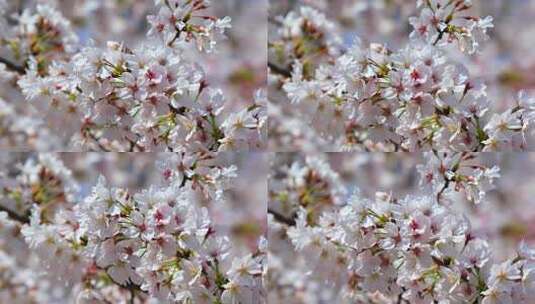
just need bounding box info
[268,208,296,226]
[0,204,30,224]
[268,61,292,78]
[397,287,408,304]
[129,288,136,304]
[0,57,25,74]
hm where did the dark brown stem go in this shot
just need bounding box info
[432,30,445,46]
[167,29,182,47]
[0,204,30,224]
[268,61,292,78]
[436,179,450,202]
[129,287,136,304]
[0,57,25,74]
[397,287,407,304]
[268,208,296,226]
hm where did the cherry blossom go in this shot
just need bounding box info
[0,153,266,303]
[268,153,535,303]
[0,0,266,151]
[269,0,535,152]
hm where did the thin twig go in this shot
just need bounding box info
[397,287,408,304]
[86,130,111,152]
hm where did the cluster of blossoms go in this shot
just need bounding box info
[147,0,231,53]
[416,152,500,205]
[409,0,494,55]
[0,0,266,151]
[0,3,80,149]
[268,0,535,152]
[4,1,535,303]
[268,153,535,303]
[269,152,500,226]
[0,153,266,303]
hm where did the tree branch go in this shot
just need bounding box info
[397,287,407,304]
[85,129,112,152]
[129,288,136,304]
[268,61,292,78]
[0,57,25,74]
[268,208,296,226]
[0,204,30,224]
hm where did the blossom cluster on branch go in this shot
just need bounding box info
[3,0,535,303]
[0,153,266,303]
[268,0,535,152]
[0,0,266,151]
[268,152,535,303]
